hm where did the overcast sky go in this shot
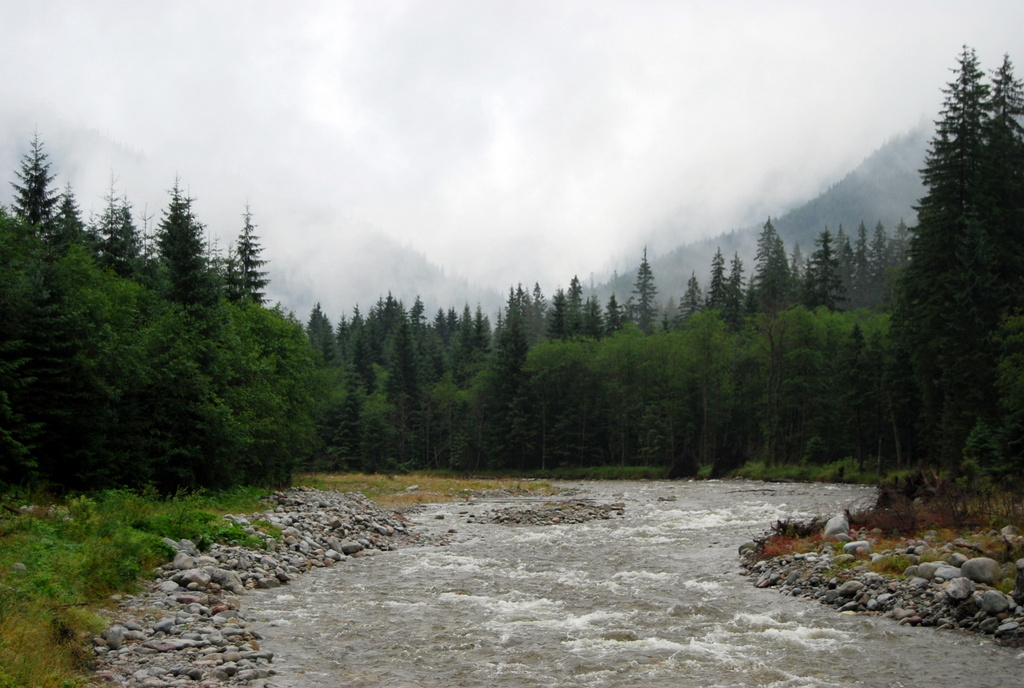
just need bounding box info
[2,2,1023,316]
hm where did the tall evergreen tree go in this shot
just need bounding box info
[705,248,727,312]
[11,133,59,237]
[899,46,999,466]
[157,179,217,311]
[52,183,88,251]
[723,252,746,329]
[233,205,269,304]
[804,227,844,310]
[605,293,624,335]
[95,180,142,279]
[678,271,703,324]
[631,248,658,334]
[750,219,791,312]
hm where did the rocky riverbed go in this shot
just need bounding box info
[740,520,1024,645]
[91,487,446,687]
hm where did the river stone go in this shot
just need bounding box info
[903,565,920,578]
[824,513,850,540]
[837,580,864,597]
[932,565,963,581]
[917,561,942,580]
[340,540,364,555]
[946,552,969,567]
[177,539,200,557]
[961,557,1002,585]
[103,625,125,650]
[945,577,975,601]
[172,551,194,570]
[980,589,1011,615]
[842,540,872,556]
[181,568,212,588]
[832,554,856,565]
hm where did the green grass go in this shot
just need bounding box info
[0,486,271,688]
[730,457,880,484]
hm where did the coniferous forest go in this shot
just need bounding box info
[2,47,1023,492]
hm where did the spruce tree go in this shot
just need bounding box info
[11,133,59,236]
[804,227,844,310]
[631,248,658,334]
[705,248,727,312]
[751,219,791,312]
[899,46,999,466]
[604,293,623,335]
[157,179,217,311]
[234,205,269,304]
[52,183,88,251]
[679,271,703,323]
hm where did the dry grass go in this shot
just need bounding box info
[292,473,557,510]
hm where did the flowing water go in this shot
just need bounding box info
[247,480,1022,687]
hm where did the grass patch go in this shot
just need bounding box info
[730,458,880,484]
[0,486,273,687]
[293,472,557,509]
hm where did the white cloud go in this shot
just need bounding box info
[2,1,1022,317]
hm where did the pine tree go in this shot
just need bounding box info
[705,248,727,312]
[679,271,703,323]
[605,293,623,335]
[899,46,998,466]
[52,183,88,251]
[835,225,854,308]
[804,227,844,310]
[95,180,142,278]
[750,219,791,312]
[234,205,269,304]
[631,248,658,334]
[11,133,59,236]
[157,179,217,311]
[723,252,746,329]
[306,303,336,365]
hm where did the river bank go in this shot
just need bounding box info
[739,522,1024,645]
[90,487,445,687]
[90,481,1024,687]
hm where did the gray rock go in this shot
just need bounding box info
[946,552,968,567]
[153,618,175,634]
[903,565,920,578]
[340,540,364,555]
[837,580,864,597]
[945,577,975,601]
[172,552,194,570]
[824,513,850,540]
[980,589,1010,615]
[932,565,963,581]
[842,540,872,556]
[180,568,211,588]
[103,625,125,650]
[156,580,180,593]
[10,562,26,573]
[917,561,942,580]
[177,539,200,557]
[961,557,1003,585]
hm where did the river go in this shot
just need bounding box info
[246,480,1022,687]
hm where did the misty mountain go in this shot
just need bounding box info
[271,226,503,324]
[600,127,929,305]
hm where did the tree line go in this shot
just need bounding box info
[1,137,319,492]
[1,47,1021,491]
[301,48,1023,482]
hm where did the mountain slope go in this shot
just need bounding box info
[601,126,928,305]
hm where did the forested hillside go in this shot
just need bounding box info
[603,127,928,307]
[1,48,1021,492]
